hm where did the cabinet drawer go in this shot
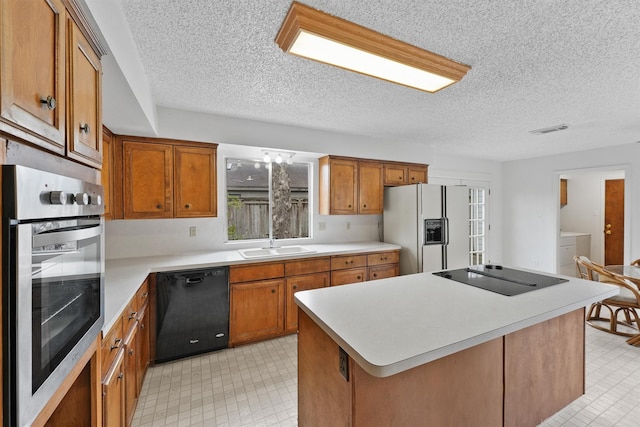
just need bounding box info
[230,262,284,283]
[122,296,139,337]
[285,257,330,276]
[101,316,124,378]
[331,268,367,286]
[331,255,367,271]
[367,251,400,266]
[136,278,150,311]
[368,264,399,281]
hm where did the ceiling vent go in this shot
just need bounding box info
[529,124,569,135]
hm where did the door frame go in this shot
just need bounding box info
[555,165,630,268]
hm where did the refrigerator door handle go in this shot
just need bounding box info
[443,217,450,246]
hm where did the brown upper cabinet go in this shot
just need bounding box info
[67,18,102,168]
[112,135,217,220]
[319,156,383,215]
[383,163,428,186]
[0,0,105,168]
[0,0,67,153]
[319,155,427,215]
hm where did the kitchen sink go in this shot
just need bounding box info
[238,245,316,259]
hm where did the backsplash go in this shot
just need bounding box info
[104,215,382,259]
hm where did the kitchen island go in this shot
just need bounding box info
[295,270,618,427]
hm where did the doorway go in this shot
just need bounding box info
[557,168,628,267]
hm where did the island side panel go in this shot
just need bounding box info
[351,338,504,427]
[504,308,585,427]
[298,310,352,427]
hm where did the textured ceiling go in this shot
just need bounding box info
[113,0,640,161]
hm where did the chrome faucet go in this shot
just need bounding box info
[263,238,279,249]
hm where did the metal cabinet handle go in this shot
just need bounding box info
[117,373,124,380]
[372,273,377,278]
[79,123,90,134]
[185,203,191,209]
[156,204,162,209]
[140,323,145,329]
[293,285,298,290]
[142,292,149,298]
[129,311,137,319]
[111,338,121,351]
[128,349,134,355]
[271,289,276,294]
[356,275,361,280]
[348,204,352,208]
[40,96,56,110]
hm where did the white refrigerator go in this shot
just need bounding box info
[383,184,469,274]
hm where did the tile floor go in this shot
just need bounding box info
[132,326,639,427]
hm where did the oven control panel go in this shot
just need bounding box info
[3,165,104,220]
[48,191,102,206]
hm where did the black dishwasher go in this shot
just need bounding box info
[155,267,229,363]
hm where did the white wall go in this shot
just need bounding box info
[503,143,639,273]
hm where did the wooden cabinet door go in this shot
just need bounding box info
[331,268,367,286]
[408,165,428,184]
[329,158,358,214]
[358,162,383,214]
[67,18,102,167]
[285,273,329,332]
[0,0,66,153]
[102,349,125,427]
[124,325,138,427]
[384,164,407,186]
[368,264,399,281]
[123,141,173,218]
[174,145,217,217]
[102,126,114,220]
[229,279,284,345]
[136,305,150,395]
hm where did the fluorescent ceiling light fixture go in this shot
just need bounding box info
[275,2,470,93]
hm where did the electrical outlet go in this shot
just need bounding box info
[338,347,349,381]
[346,221,351,230]
[189,226,197,237]
[319,221,326,231]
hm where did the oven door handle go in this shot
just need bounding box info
[32,223,102,248]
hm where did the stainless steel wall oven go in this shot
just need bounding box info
[2,165,104,426]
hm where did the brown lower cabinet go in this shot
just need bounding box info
[101,278,151,426]
[230,251,399,345]
[102,349,125,427]
[285,272,330,333]
[124,324,139,426]
[229,278,285,346]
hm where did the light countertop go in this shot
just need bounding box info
[104,241,400,334]
[294,270,618,378]
[560,232,591,237]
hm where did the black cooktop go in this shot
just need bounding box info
[432,265,568,296]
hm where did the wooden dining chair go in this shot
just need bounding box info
[574,256,640,337]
